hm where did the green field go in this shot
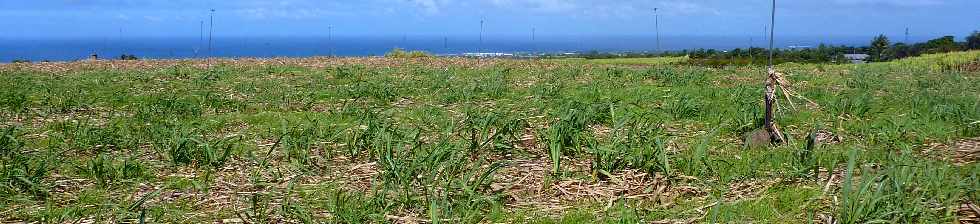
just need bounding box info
[1,52,979,223]
[547,56,689,66]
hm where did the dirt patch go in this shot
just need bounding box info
[724,178,778,202]
[814,130,843,145]
[959,60,980,72]
[323,156,379,191]
[922,137,980,165]
[491,158,697,213]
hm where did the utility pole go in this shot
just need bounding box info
[328,25,333,57]
[208,9,215,69]
[905,27,910,44]
[654,8,661,53]
[480,19,485,52]
[198,21,204,57]
[767,4,774,69]
[532,27,536,54]
[763,25,768,45]
[119,27,124,56]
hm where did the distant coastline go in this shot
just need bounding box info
[0,35,893,62]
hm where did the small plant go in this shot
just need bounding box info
[154,128,239,169]
[82,155,147,186]
[668,95,702,119]
[0,90,29,113]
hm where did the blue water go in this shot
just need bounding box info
[0,35,878,62]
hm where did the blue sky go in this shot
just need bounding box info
[1,0,978,39]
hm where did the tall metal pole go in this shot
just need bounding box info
[198,21,204,57]
[655,8,661,53]
[532,27,536,54]
[905,27,910,43]
[328,26,333,57]
[119,27,124,56]
[767,1,775,69]
[208,9,215,69]
[480,19,485,52]
[763,25,768,47]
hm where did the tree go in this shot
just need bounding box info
[967,31,980,50]
[869,34,891,62]
[891,43,913,59]
[922,36,960,53]
[119,54,138,60]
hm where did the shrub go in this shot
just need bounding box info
[119,54,139,60]
[384,48,431,58]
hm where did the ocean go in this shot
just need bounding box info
[0,35,878,62]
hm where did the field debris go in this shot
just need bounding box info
[923,137,980,165]
[492,158,692,212]
[813,130,843,145]
[961,202,980,224]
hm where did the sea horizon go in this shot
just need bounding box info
[0,34,937,62]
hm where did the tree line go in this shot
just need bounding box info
[569,30,980,66]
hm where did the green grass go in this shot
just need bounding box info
[0,51,978,223]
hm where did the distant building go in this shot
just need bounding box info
[844,54,869,64]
